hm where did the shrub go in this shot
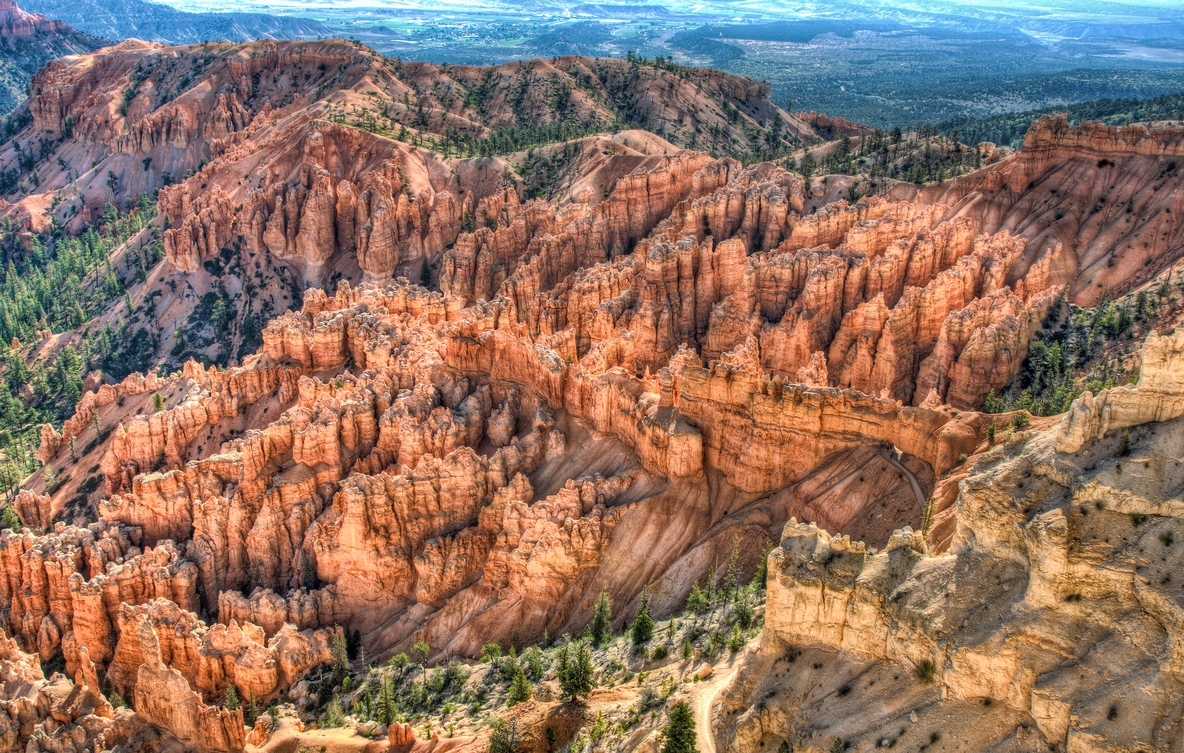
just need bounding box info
[638,684,659,711]
[915,659,936,684]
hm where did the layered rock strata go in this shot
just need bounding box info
[715,328,1184,751]
[6,50,1184,749]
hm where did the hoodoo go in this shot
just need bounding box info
[0,31,1182,753]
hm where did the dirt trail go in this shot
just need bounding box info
[687,650,744,753]
[879,446,927,513]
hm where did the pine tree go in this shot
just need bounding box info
[591,590,612,647]
[223,683,239,711]
[751,541,773,590]
[661,700,697,753]
[323,696,345,728]
[728,624,743,653]
[556,640,594,701]
[723,536,740,603]
[507,664,531,707]
[244,691,258,726]
[377,676,393,724]
[152,392,165,412]
[686,581,708,615]
[332,627,350,685]
[631,588,654,645]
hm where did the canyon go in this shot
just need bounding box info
[0,0,100,113]
[0,30,1183,753]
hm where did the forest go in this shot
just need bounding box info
[0,198,157,507]
[940,91,1184,149]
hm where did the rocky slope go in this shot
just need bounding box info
[0,0,101,115]
[900,116,1184,308]
[714,327,1184,752]
[2,36,1184,753]
[0,39,812,371]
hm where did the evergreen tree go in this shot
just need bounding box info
[331,627,350,685]
[800,150,815,185]
[556,640,594,701]
[661,701,697,753]
[244,692,258,726]
[751,541,773,590]
[223,683,239,711]
[728,624,743,653]
[631,588,654,645]
[412,640,431,682]
[591,590,612,648]
[377,676,394,725]
[506,664,531,707]
[686,581,708,614]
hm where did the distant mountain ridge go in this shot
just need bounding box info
[0,0,101,115]
[20,0,331,45]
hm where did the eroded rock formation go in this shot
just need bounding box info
[7,35,1184,750]
[715,328,1184,751]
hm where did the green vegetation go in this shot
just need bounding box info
[0,198,163,505]
[516,141,582,201]
[0,197,156,346]
[505,664,531,707]
[631,587,655,645]
[280,533,771,751]
[487,717,520,753]
[591,590,613,648]
[941,91,1184,149]
[556,639,595,701]
[325,52,796,165]
[981,280,1181,418]
[661,700,697,753]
